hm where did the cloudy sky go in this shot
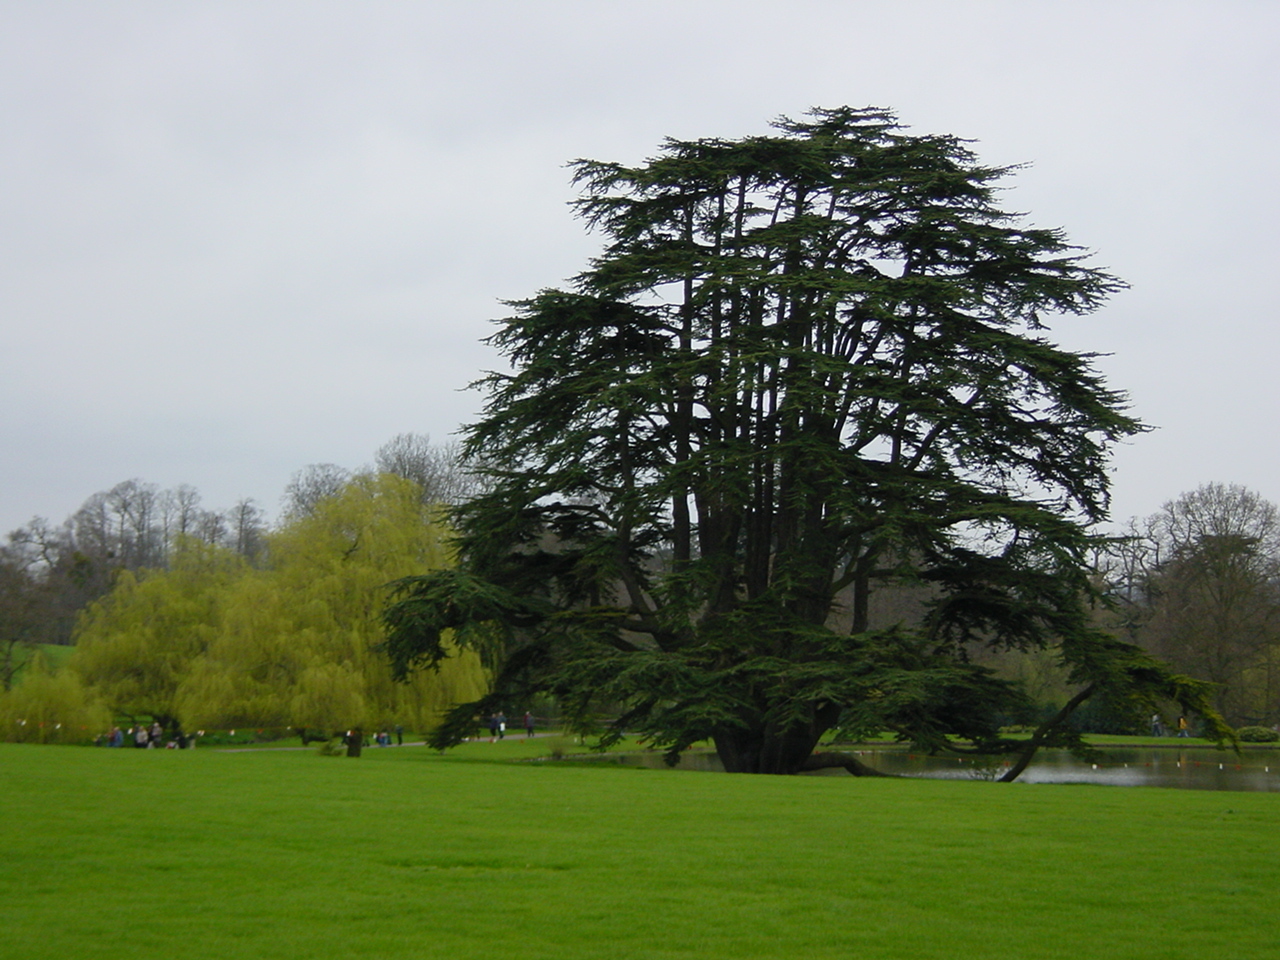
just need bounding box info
[2,1,1277,536]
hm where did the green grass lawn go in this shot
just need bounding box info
[2,742,1276,960]
[8,642,75,675]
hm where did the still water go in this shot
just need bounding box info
[856,746,1280,791]
[589,746,1280,791]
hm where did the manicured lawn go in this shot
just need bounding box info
[1,742,1277,959]
[8,642,75,674]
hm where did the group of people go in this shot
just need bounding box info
[372,726,404,747]
[98,715,543,748]
[1150,714,1193,738]
[485,711,536,741]
[103,722,188,749]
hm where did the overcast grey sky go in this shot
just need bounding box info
[2,1,1277,536]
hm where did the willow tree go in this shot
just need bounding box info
[71,539,244,732]
[71,475,485,743]
[0,651,110,744]
[385,107,1230,775]
[177,474,486,740]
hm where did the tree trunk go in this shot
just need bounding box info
[714,726,823,774]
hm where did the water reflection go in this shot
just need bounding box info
[581,747,1280,791]
[862,747,1280,792]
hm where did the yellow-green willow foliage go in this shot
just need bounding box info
[70,539,245,726]
[65,474,486,735]
[1,651,111,744]
[175,474,486,733]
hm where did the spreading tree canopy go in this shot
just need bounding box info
[386,107,1231,775]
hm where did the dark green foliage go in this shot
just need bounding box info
[386,107,1232,774]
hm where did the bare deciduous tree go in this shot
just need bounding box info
[281,464,351,520]
[1110,484,1280,725]
[373,433,484,506]
[226,498,266,559]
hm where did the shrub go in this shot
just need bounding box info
[0,654,111,744]
[1236,725,1279,743]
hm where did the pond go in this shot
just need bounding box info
[581,746,1280,791]
[850,746,1280,791]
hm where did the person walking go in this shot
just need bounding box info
[496,712,507,740]
[395,724,403,746]
[1177,715,1190,738]
[524,712,535,738]
[487,713,499,743]
[134,725,149,749]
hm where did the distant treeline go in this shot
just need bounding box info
[974,483,1280,731]
[2,469,487,743]
[0,434,479,686]
[5,442,1280,736]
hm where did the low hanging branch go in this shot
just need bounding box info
[801,752,898,777]
[999,683,1096,783]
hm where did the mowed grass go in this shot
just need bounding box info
[10,642,75,673]
[2,744,1277,960]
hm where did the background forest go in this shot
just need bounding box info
[0,435,486,743]
[2,430,1278,741]
[981,482,1280,732]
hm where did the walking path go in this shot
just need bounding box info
[216,732,559,752]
